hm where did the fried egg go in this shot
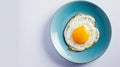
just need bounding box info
[64,13,100,52]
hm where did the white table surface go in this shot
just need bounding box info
[0,0,120,67]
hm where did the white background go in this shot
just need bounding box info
[0,0,120,67]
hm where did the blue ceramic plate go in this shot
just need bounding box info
[50,1,111,63]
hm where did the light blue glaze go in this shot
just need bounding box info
[50,1,112,63]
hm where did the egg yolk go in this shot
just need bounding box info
[72,26,89,44]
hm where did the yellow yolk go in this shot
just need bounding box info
[72,26,89,44]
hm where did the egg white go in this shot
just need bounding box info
[64,13,100,51]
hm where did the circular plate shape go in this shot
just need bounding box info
[50,1,111,63]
